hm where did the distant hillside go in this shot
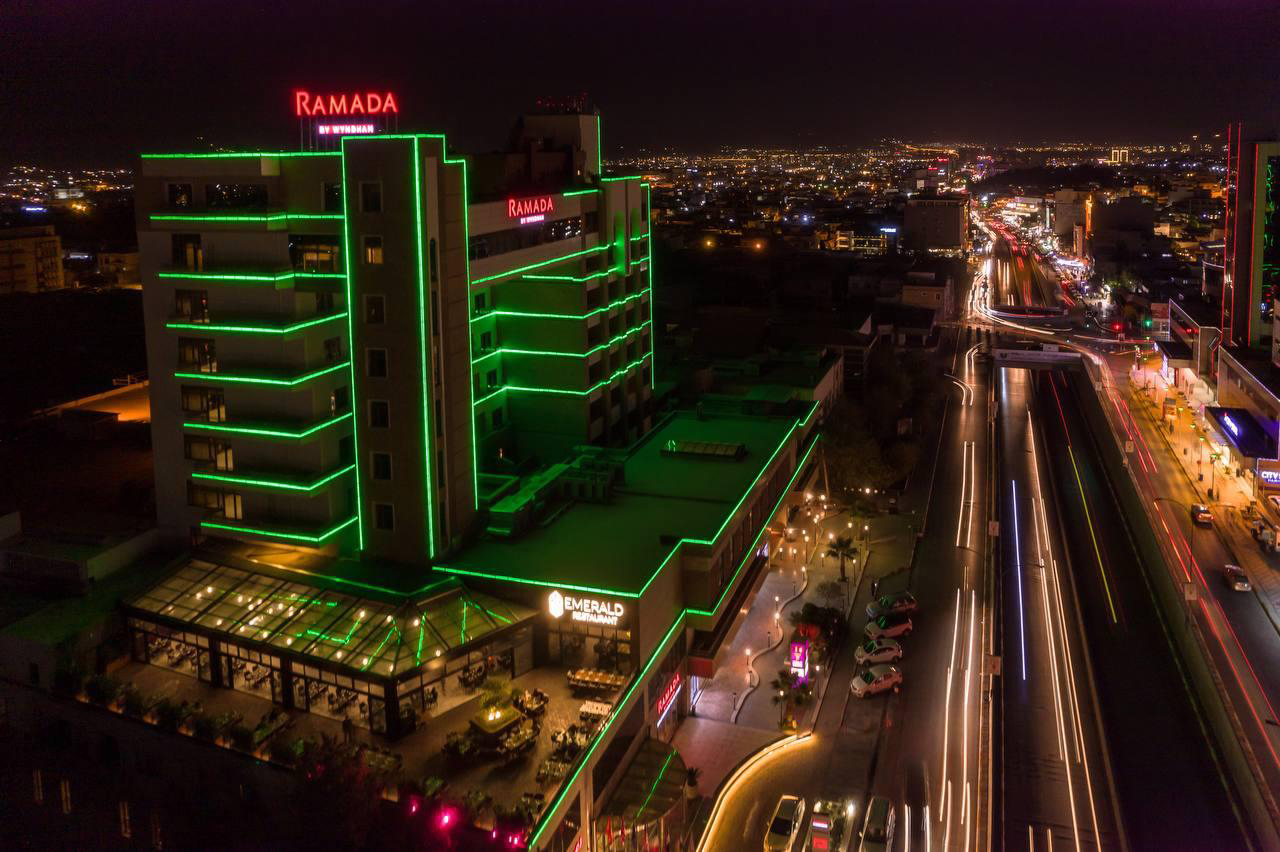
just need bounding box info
[972,164,1123,194]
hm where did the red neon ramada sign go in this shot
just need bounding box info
[508,195,555,225]
[294,90,399,117]
[656,672,682,717]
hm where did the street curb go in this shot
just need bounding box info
[692,732,811,852]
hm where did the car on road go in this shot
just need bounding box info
[864,613,913,639]
[1222,564,1251,592]
[859,795,895,852]
[850,664,903,698]
[764,795,805,851]
[1191,504,1213,525]
[866,591,918,620]
[1267,494,1280,513]
[855,637,904,665]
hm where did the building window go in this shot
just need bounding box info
[317,291,336,314]
[32,770,42,804]
[324,337,343,363]
[174,289,208,323]
[429,239,438,282]
[486,369,498,389]
[178,338,217,373]
[205,183,268,209]
[366,348,388,378]
[119,800,132,839]
[323,182,342,213]
[479,331,493,352]
[369,400,390,428]
[339,436,354,463]
[181,386,225,422]
[374,503,395,531]
[360,182,383,213]
[171,234,202,270]
[492,408,504,429]
[184,436,233,470]
[331,386,350,414]
[59,779,71,814]
[467,215,586,260]
[289,234,342,272]
[167,183,192,209]
[363,236,384,265]
[473,293,486,314]
[365,295,385,324]
[371,452,393,481]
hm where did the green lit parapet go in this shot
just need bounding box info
[182,411,353,441]
[200,515,358,546]
[166,313,348,335]
[156,270,345,289]
[174,361,349,387]
[191,463,356,493]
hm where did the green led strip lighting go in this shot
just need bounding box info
[200,515,358,544]
[191,463,356,493]
[529,433,820,847]
[562,188,600,198]
[150,212,343,224]
[636,748,678,818]
[644,183,657,389]
[412,136,437,559]
[157,270,344,284]
[600,175,643,182]
[174,361,349,386]
[141,151,340,159]
[166,313,348,335]
[182,411,352,440]
[630,232,650,242]
[472,352,651,407]
[338,141,366,550]
[471,321,650,364]
[522,269,610,283]
[470,245,606,286]
[595,113,603,176]
[471,289,647,324]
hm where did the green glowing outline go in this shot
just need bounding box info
[191,463,356,493]
[174,361,349,386]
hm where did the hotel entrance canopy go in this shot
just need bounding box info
[126,556,534,679]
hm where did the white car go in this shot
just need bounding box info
[850,665,903,698]
[855,637,904,665]
[859,795,895,852]
[764,795,805,851]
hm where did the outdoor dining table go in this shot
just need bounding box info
[567,668,626,691]
[579,700,612,719]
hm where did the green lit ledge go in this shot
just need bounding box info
[149,212,343,225]
[157,270,344,287]
[522,269,610,283]
[182,412,352,440]
[174,361,349,387]
[141,151,340,160]
[200,515,358,545]
[472,352,651,406]
[192,463,356,493]
[166,313,348,335]
[471,288,649,324]
[562,188,601,197]
[470,245,607,286]
[472,320,651,364]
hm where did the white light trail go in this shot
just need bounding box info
[1012,479,1027,680]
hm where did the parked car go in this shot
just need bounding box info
[864,613,913,639]
[855,637,904,665]
[859,795,896,852]
[850,665,903,698]
[1222,564,1251,592]
[764,795,806,851]
[1191,504,1213,525]
[866,591,918,621]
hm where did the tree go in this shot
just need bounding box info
[816,580,845,609]
[824,537,858,582]
[769,669,796,727]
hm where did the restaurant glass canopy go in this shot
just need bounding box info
[127,557,534,680]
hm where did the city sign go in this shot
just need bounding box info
[508,195,555,226]
[1222,414,1241,439]
[293,90,399,117]
[318,123,376,136]
[789,640,809,683]
[1260,469,1280,485]
[547,590,624,626]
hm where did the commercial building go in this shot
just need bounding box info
[903,194,967,255]
[1222,124,1280,349]
[0,225,65,293]
[3,106,823,850]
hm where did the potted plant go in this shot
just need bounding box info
[121,685,146,718]
[191,712,219,741]
[462,788,493,824]
[685,766,702,801]
[229,723,255,752]
[84,674,121,706]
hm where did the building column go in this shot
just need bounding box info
[382,680,402,740]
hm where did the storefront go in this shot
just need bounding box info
[1203,406,1279,499]
[542,589,635,675]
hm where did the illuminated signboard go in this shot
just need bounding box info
[318,123,376,136]
[547,590,624,626]
[1260,469,1280,485]
[789,640,809,683]
[294,90,399,117]
[1222,414,1241,438]
[655,672,682,726]
[508,195,555,226]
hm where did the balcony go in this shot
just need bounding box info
[174,360,350,388]
[181,411,353,442]
[147,209,343,232]
[200,513,358,546]
[157,266,345,290]
[191,462,356,494]
[166,311,348,337]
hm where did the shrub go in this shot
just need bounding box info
[121,686,146,717]
[229,723,254,751]
[191,712,219,741]
[84,674,121,706]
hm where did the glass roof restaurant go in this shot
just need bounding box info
[132,105,824,849]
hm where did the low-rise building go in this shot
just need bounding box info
[0,225,65,293]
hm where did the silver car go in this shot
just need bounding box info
[855,637,904,665]
[850,664,903,698]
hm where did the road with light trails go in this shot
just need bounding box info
[1038,368,1255,849]
[996,363,1120,850]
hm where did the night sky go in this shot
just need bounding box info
[4,0,1280,165]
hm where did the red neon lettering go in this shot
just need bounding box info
[293,90,401,117]
[507,195,555,219]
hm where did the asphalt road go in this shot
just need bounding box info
[1038,368,1253,849]
[995,363,1120,850]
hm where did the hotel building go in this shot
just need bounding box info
[17,106,827,849]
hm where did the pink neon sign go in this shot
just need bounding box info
[294,90,399,117]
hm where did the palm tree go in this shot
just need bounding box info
[825,535,858,581]
[769,668,799,727]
